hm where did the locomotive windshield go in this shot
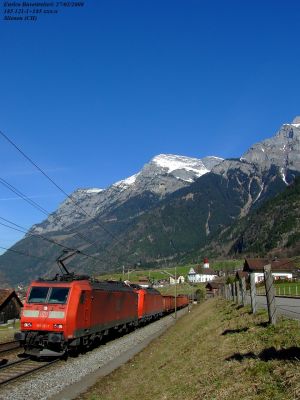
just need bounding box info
[28,286,49,303]
[48,287,69,304]
[28,286,70,304]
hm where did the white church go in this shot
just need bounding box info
[187,258,218,283]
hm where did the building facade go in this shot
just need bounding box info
[0,289,23,324]
[188,259,218,283]
[243,258,295,283]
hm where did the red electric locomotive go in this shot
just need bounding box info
[15,252,189,357]
[15,276,138,357]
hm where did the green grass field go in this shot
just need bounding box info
[256,281,300,296]
[157,282,205,298]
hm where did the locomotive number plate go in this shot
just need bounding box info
[39,311,49,318]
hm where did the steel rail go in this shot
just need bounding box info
[0,356,30,370]
[0,340,20,354]
[0,358,59,386]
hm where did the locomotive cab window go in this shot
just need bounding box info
[28,287,49,303]
[48,287,69,304]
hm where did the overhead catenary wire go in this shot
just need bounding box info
[0,129,128,252]
[0,216,105,263]
[0,175,113,258]
[1,128,183,270]
[0,177,50,216]
[0,245,50,262]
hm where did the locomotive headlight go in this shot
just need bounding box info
[23,322,32,327]
[53,324,63,329]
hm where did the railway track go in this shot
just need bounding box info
[0,357,59,386]
[0,341,20,355]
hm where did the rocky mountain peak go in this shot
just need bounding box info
[241,119,300,177]
[30,153,223,235]
[151,153,209,180]
[152,153,206,171]
[113,154,223,189]
[150,153,223,180]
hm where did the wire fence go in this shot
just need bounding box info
[222,276,300,323]
[247,290,300,318]
[256,284,300,297]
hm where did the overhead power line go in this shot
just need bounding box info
[0,216,105,263]
[0,245,50,262]
[0,129,128,252]
[0,177,50,216]
[0,175,112,257]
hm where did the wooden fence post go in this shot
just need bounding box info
[235,281,240,305]
[264,264,277,325]
[229,283,234,301]
[240,277,246,306]
[230,283,234,301]
[232,282,236,302]
[250,273,257,314]
[225,284,230,300]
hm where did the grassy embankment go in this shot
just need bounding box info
[77,298,300,400]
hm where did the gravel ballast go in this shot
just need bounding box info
[0,308,188,400]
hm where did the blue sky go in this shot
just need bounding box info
[0,0,300,250]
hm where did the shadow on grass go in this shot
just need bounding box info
[226,346,300,362]
[257,321,270,328]
[222,327,249,335]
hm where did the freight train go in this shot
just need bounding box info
[15,274,189,357]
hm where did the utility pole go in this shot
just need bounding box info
[174,265,177,319]
[122,265,125,281]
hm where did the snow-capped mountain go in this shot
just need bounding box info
[28,116,300,237]
[31,154,223,235]
[2,116,300,286]
[241,116,300,183]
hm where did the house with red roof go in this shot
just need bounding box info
[243,258,296,283]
